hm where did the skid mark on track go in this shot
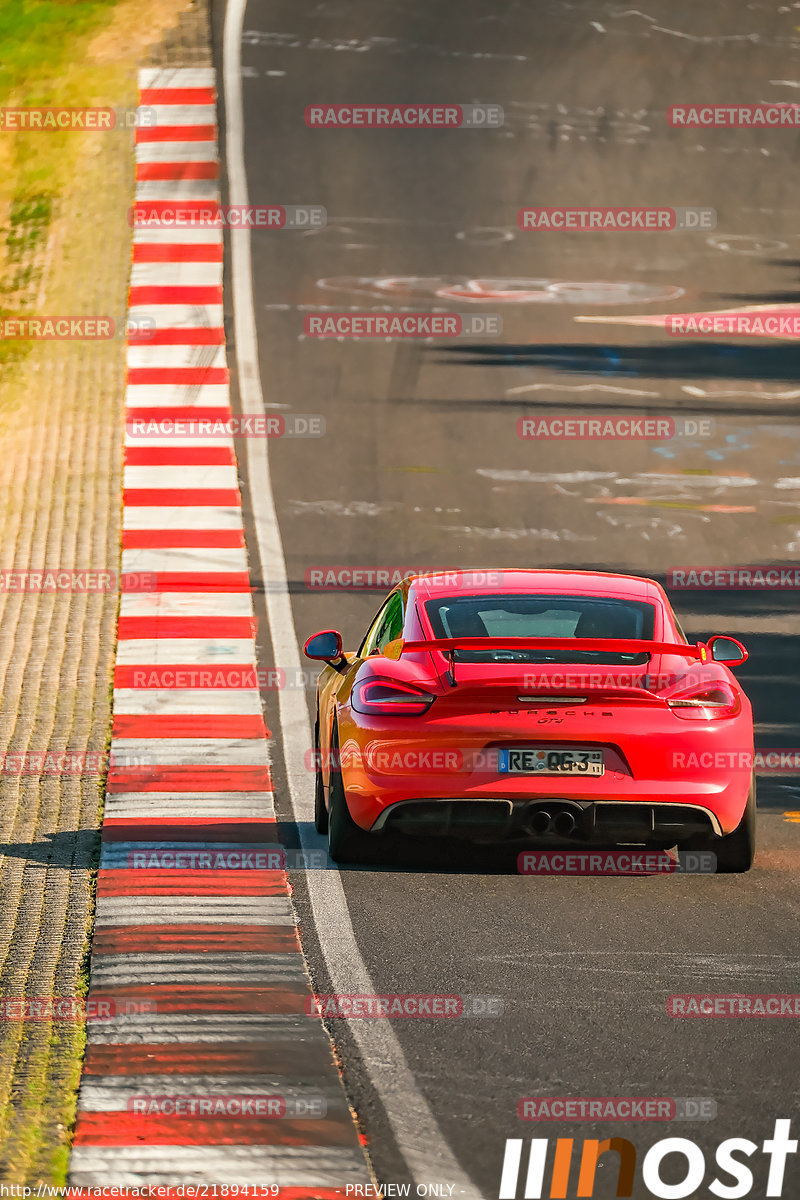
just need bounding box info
[318,276,684,306]
[439,525,595,542]
[507,382,660,398]
[587,497,756,513]
[287,499,397,518]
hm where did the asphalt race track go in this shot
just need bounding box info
[218,1,800,1195]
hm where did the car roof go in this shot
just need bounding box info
[407,569,664,604]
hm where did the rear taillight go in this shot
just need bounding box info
[351,678,435,717]
[668,681,741,720]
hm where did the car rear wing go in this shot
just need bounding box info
[399,636,707,686]
[402,636,706,658]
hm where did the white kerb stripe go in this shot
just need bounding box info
[86,1014,314,1044]
[94,895,293,925]
[130,261,223,287]
[122,507,244,531]
[115,638,254,664]
[126,304,224,329]
[123,466,239,490]
[79,1077,343,1109]
[148,104,218,126]
[69,1144,371,1185]
[135,180,220,202]
[103,793,273,818]
[125,435,236,450]
[126,346,227,370]
[121,546,248,573]
[133,223,222,244]
[119,591,252,617]
[110,738,270,765]
[136,139,219,163]
[126,384,230,408]
[88,954,304,985]
[139,67,217,89]
[112,689,263,715]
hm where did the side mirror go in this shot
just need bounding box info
[707,635,748,667]
[304,629,344,662]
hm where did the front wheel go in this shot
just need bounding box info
[327,728,371,864]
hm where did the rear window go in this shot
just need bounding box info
[423,593,656,665]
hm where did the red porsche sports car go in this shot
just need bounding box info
[304,570,755,871]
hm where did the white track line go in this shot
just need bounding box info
[223,2,481,1194]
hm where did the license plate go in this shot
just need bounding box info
[498,747,604,776]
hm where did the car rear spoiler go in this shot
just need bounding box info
[400,636,707,686]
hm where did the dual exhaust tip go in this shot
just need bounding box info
[529,809,577,837]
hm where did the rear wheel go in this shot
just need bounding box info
[313,718,328,835]
[327,727,372,864]
[711,777,756,874]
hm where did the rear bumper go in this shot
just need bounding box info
[335,700,758,835]
[369,796,723,843]
[336,720,753,836]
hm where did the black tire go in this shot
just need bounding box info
[712,776,756,874]
[313,718,328,834]
[327,727,371,864]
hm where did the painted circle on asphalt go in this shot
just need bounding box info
[316,276,685,305]
[707,234,789,256]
